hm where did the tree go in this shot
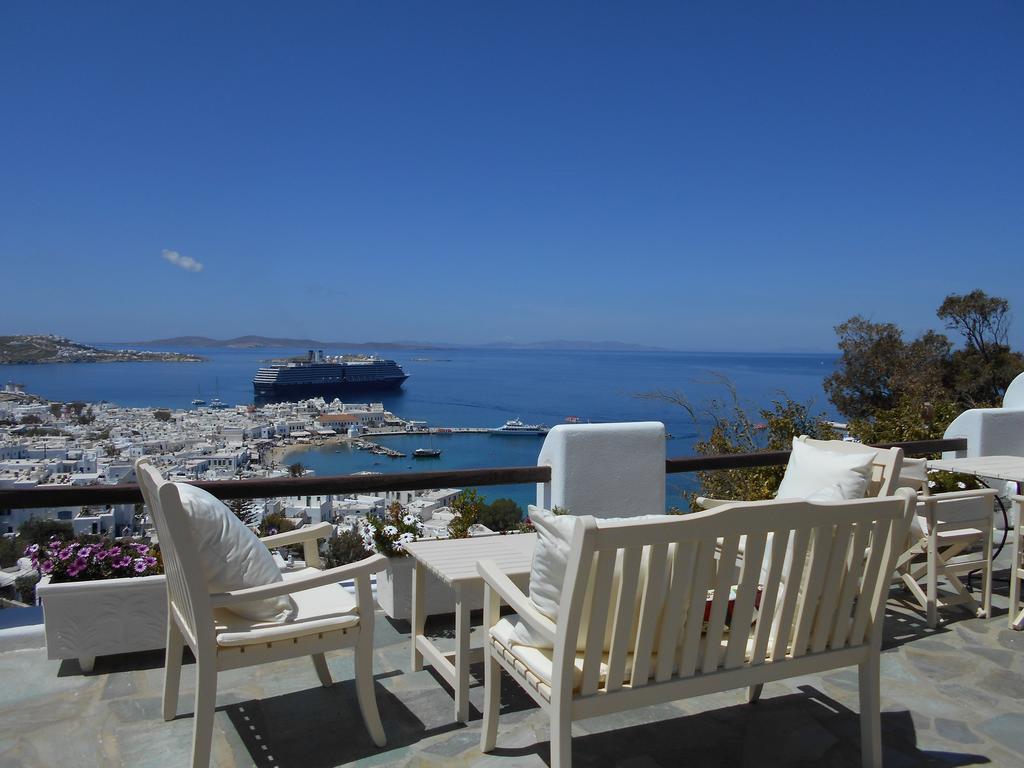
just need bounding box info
[258,512,296,538]
[48,403,63,419]
[479,498,524,532]
[447,490,486,538]
[153,409,172,422]
[20,414,42,425]
[323,529,372,568]
[18,518,73,547]
[938,290,1011,361]
[227,498,260,527]
[288,462,306,478]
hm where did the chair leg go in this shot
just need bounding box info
[981,527,993,620]
[354,628,386,747]
[312,653,333,687]
[480,649,500,752]
[858,654,882,768]
[191,657,218,768]
[747,683,763,703]
[550,706,573,768]
[163,619,185,721]
[927,535,939,629]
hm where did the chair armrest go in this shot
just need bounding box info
[209,553,389,608]
[695,497,732,509]
[477,558,556,645]
[918,488,999,506]
[259,521,334,548]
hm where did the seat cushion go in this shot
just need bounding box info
[215,573,358,646]
[776,438,876,501]
[174,482,295,623]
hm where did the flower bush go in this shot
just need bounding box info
[360,501,423,557]
[27,536,162,584]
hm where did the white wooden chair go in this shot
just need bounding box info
[894,458,996,628]
[1009,496,1024,630]
[478,490,915,768]
[135,459,388,768]
[696,436,904,509]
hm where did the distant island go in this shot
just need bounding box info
[133,335,668,352]
[0,335,204,364]
[134,335,444,350]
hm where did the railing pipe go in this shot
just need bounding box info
[0,437,969,510]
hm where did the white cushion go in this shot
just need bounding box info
[513,505,661,651]
[174,483,295,623]
[214,572,357,646]
[776,438,876,501]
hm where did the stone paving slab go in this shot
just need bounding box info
[2,585,1023,767]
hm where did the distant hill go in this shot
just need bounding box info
[135,335,446,350]
[134,336,667,352]
[1,335,203,364]
[481,339,669,352]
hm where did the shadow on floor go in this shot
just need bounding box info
[488,685,989,768]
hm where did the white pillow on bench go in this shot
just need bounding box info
[776,438,877,500]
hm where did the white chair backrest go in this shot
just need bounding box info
[135,459,215,647]
[797,436,904,497]
[552,490,914,700]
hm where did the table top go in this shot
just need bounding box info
[404,532,537,586]
[927,455,1024,483]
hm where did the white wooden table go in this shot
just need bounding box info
[405,532,537,722]
[928,456,1024,629]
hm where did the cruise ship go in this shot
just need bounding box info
[252,350,408,402]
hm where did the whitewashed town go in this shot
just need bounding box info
[0,384,481,563]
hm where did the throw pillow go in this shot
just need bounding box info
[174,483,295,623]
[775,438,876,501]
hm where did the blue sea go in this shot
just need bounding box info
[3,346,838,510]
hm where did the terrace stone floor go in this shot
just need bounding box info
[2,577,1024,767]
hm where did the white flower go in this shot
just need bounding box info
[382,525,399,538]
[927,480,936,488]
[399,532,416,545]
[402,514,419,526]
[392,539,404,552]
[956,481,966,489]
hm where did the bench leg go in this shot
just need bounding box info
[858,653,882,768]
[747,683,763,703]
[550,706,572,768]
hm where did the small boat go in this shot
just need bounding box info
[413,448,442,458]
[490,418,549,436]
[208,398,228,409]
[191,398,206,406]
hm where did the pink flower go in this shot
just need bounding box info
[25,544,39,556]
[57,547,74,561]
[40,559,54,574]
[67,558,87,578]
[133,559,149,574]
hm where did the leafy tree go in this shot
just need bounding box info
[447,489,486,539]
[938,290,1011,360]
[18,518,73,547]
[20,414,42,425]
[0,536,22,568]
[153,409,172,422]
[288,462,306,478]
[684,383,836,508]
[479,498,524,532]
[15,573,39,604]
[48,403,63,419]
[323,528,372,568]
[258,512,296,538]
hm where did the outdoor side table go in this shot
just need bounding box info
[404,532,537,722]
[927,456,1024,630]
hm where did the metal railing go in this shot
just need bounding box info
[0,437,967,510]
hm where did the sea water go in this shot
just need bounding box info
[3,346,838,510]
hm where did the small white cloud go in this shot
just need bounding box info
[161,249,203,272]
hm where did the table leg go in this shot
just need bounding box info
[411,560,425,671]
[454,584,471,723]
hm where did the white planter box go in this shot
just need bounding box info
[375,556,483,621]
[36,574,167,672]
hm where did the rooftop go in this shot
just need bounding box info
[2,584,1023,767]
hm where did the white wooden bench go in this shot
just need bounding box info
[478,489,915,768]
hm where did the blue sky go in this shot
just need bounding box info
[2,2,1021,351]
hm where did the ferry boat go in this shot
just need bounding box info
[252,350,408,402]
[413,447,442,458]
[490,418,549,436]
